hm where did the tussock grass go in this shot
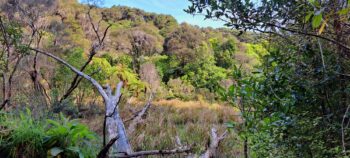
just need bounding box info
[83,98,243,157]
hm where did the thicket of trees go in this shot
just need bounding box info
[0,0,265,157]
[0,0,265,110]
[2,0,347,157]
[187,0,350,157]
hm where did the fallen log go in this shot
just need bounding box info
[112,147,191,158]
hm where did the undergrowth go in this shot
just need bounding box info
[0,109,99,158]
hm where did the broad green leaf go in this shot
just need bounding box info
[307,0,315,3]
[312,14,322,28]
[47,119,60,127]
[49,147,64,156]
[67,147,84,158]
[308,0,320,7]
[305,12,313,22]
[224,122,236,128]
[43,136,58,148]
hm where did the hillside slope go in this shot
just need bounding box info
[0,0,267,157]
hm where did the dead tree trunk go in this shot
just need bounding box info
[31,48,130,153]
[104,82,132,154]
[33,48,191,157]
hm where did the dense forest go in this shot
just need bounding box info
[0,0,350,157]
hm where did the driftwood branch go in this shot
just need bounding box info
[31,48,109,102]
[114,148,191,158]
[97,136,119,158]
[58,51,96,103]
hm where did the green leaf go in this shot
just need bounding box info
[305,12,313,22]
[225,122,236,128]
[312,14,322,28]
[49,147,64,156]
[43,136,58,148]
[67,147,84,158]
[47,119,60,127]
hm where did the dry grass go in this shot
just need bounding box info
[82,98,243,157]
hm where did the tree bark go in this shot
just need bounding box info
[244,136,248,158]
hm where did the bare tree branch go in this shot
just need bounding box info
[97,136,119,158]
[0,99,9,111]
[266,23,350,51]
[196,13,350,51]
[114,148,191,158]
[30,48,109,102]
[87,7,101,43]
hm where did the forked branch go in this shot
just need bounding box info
[31,48,109,102]
[199,128,228,158]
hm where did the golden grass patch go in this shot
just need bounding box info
[83,98,243,157]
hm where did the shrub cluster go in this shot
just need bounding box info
[0,109,99,158]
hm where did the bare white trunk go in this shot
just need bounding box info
[105,82,132,155]
[114,111,132,153]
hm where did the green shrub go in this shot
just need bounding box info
[167,78,195,100]
[210,38,237,69]
[0,110,46,157]
[0,110,99,158]
[45,113,99,158]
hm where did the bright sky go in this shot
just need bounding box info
[100,0,227,28]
